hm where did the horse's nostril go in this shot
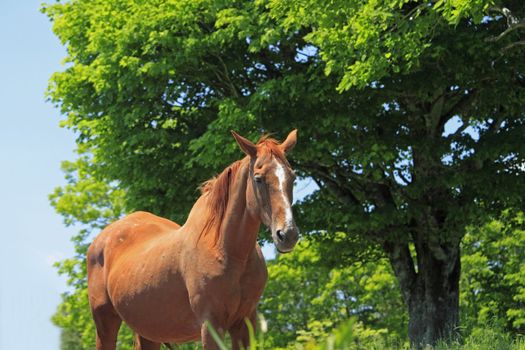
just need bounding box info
[276,229,285,242]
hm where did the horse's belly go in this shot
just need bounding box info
[108,267,201,343]
[115,289,201,342]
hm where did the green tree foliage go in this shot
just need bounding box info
[43,0,525,347]
[267,0,502,91]
[461,211,525,334]
[260,238,406,349]
[59,328,84,350]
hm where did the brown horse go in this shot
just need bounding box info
[87,130,299,350]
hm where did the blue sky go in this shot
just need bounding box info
[0,1,77,349]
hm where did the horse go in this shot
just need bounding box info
[87,130,300,350]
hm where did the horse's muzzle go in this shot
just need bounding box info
[273,226,299,253]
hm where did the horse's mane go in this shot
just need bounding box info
[198,135,288,243]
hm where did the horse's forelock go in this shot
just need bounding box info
[256,136,290,167]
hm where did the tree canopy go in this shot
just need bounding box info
[44,0,525,347]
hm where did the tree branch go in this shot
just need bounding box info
[298,161,361,206]
[394,167,412,186]
[502,40,525,52]
[486,7,525,53]
[210,53,240,98]
[383,240,417,304]
[448,119,470,140]
[486,22,525,42]
[438,89,477,133]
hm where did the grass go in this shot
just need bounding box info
[198,319,525,350]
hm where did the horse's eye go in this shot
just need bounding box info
[254,175,263,184]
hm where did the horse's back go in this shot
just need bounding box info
[87,211,181,303]
[89,211,179,264]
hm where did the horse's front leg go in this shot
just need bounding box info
[229,312,257,350]
[201,320,225,350]
[134,334,161,350]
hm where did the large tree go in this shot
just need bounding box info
[44,0,525,347]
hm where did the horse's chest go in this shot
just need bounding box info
[186,256,267,324]
[239,267,267,300]
[232,260,268,317]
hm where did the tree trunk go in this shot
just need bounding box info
[383,239,461,349]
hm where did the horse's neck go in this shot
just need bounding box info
[218,159,261,262]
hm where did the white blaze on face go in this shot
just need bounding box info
[274,160,294,227]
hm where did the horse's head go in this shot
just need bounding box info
[231,130,299,253]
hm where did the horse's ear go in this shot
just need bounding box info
[231,130,257,157]
[280,129,297,154]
